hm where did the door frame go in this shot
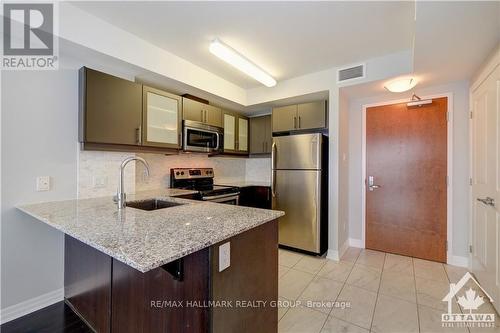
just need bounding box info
[361,93,454,263]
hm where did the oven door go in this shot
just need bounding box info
[202,193,240,205]
[183,121,222,153]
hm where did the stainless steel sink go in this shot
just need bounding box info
[125,199,184,211]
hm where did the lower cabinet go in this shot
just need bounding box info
[64,220,278,333]
[239,186,272,209]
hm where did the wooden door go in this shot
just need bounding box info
[223,111,237,152]
[263,115,272,153]
[471,65,500,312]
[237,116,248,152]
[182,98,204,123]
[250,116,266,154]
[205,104,222,127]
[82,67,142,145]
[297,101,326,130]
[366,97,448,262]
[272,105,297,132]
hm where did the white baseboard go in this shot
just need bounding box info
[0,288,64,324]
[348,238,364,248]
[326,238,350,261]
[447,254,469,268]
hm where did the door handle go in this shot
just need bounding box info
[477,197,495,207]
[200,110,203,122]
[298,116,301,129]
[136,127,142,145]
[293,116,297,129]
[368,176,381,192]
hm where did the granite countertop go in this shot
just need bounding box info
[17,189,284,273]
[216,180,271,188]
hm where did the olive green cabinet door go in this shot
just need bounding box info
[263,115,272,153]
[182,98,204,123]
[206,104,222,127]
[223,112,237,152]
[272,105,297,133]
[83,68,142,145]
[297,101,326,130]
[142,86,181,148]
[250,116,266,154]
[237,117,249,152]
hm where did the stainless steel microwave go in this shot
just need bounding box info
[183,120,223,153]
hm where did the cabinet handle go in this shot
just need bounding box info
[298,116,301,128]
[294,116,297,129]
[262,142,265,152]
[200,110,204,122]
[136,127,142,145]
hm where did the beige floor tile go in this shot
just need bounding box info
[355,249,385,270]
[461,301,500,333]
[278,297,291,321]
[384,253,414,276]
[418,304,468,333]
[346,264,381,292]
[331,284,378,329]
[371,294,419,333]
[279,265,290,279]
[379,270,416,302]
[444,264,470,283]
[341,247,362,263]
[414,258,448,282]
[278,306,328,333]
[318,260,354,283]
[416,276,452,312]
[320,316,369,333]
[279,249,304,268]
[298,276,343,314]
[279,268,315,300]
[294,255,328,275]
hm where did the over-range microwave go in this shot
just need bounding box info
[183,120,224,153]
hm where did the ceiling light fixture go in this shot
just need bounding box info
[209,39,276,87]
[384,77,418,93]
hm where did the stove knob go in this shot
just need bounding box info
[180,171,184,175]
[176,172,180,176]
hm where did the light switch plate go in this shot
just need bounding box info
[219,242,230,272]
[36,176,50,191]
[93,176,107,188]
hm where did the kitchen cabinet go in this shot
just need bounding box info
[142,86,182,149]
[80,67,142,146]
[223,110,248,154]
[182,97,222,127]
[249,115,272,154]
[239,186,272,209]
[272,100,327,132]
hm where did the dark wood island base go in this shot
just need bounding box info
[64,219,278,333]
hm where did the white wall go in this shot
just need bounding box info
[347,80,471,261]
[338,92,350,254]
[1,70,79,314]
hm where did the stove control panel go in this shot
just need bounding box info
[171,168,214,180]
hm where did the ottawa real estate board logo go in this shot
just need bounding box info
[2,2,58,69]
[442,272,496,329]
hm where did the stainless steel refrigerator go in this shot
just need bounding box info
[271,133,328,255]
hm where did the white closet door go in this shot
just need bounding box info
[471,65,500,313]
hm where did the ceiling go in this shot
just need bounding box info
[72,1,415,89]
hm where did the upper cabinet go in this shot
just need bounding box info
[182,98,222,127]
[250,115,272,155]
[142,86,182,149]
[223,110,248,154]
[272,100,327,133]
[79,67,182,152]
[80,67,142,146]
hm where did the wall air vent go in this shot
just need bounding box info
[337,64,365,83]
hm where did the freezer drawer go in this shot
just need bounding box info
[273,133,322,170]
[273,170,321,253]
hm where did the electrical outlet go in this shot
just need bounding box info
[219,242,230,272]
[36,176,50,191]
[93,176,107,188]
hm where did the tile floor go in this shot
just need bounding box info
[278,247,500,333]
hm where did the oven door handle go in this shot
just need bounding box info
[202,192,240,201]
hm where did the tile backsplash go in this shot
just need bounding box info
[78,150,269,198]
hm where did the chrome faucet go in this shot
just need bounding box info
[114,156,150,209]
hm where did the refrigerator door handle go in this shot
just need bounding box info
[271,142,277,197]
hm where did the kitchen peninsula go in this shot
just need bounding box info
[18,189,284,333]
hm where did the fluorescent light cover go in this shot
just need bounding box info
[384,77,417,93]
[209,39,276,87]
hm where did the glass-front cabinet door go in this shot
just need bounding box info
[223,112,236,152]
[142,86,182,148]
[237,117,248,152]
